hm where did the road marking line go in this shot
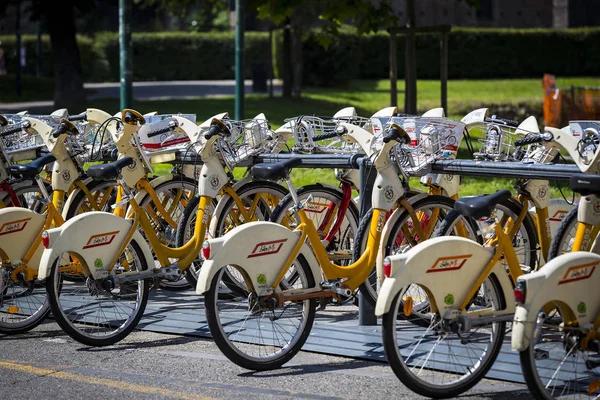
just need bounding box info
[0,361,218,400]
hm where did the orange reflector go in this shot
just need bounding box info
[7,306,19,314]
[403,296,414,317]
[588,380,600,394]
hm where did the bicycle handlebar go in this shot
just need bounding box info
[514,132,553,147]
[383,125,409,144]
[1,120,31,136]
[68,112,87,122]
[146,119,179,138]
[485,115,519,127]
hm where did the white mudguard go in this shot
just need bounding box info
[512,252,600,351]
[37,212,154,280]
[197,221,321,295]
[0,207,46,268]
[375,236,515,317]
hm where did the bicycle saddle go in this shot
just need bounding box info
[250,158,302,181]
[453,189,512,219]
[570,174,600,196]
[87,157,135,180]
[9,153,56,178]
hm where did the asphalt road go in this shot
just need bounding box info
[0,80,283,113]
[0,321,533,400]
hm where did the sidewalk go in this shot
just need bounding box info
[0,79,283,113]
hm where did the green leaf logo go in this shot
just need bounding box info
[444,293,454,305]
[578,301,586,315]
[94,258,103,269]
[257,274,267,285]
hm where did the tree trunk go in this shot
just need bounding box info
[42,2,86,109]
[282,22,292,98]
[290,26,303,99]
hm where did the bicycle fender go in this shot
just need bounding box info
[37,212,154,280]
[375,236,494,316]
[197,221,321,295]
[512,252,600,352]
[0,207,46,268]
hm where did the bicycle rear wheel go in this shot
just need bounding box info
[381,273,506,398]
[548,204,579,260]
[46,240,150,346]
[519,305,600,399]
[204,255,317,371]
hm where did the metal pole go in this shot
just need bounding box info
[440,30,448,115]
[389,30,398,107]
[404,0,417,114]
[268,28,274,98]
[15,3,22,97]
[358,156,377,326]
[234,0,246,120]
[119,0,132,110]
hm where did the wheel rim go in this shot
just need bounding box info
[525,306,600,399]
[0,267,49,330]
[389,277,504,391]
[211,264,312,363]
[51,246,146,341]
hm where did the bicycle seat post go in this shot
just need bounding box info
[285,177,301,208]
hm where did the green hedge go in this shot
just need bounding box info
[301,27,600,86]
[0,34,99,80]
[1,27,599,86]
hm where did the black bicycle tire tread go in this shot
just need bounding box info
[547,203,578,261]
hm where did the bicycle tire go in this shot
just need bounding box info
[204,254,317,370]
[46,239,150,346]
[382,273,506,398]
[548,203,579,260]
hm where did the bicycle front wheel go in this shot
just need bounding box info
[520,306,600,399]
[46,240,150,346]
[204,255,317,371]
[0,267,50,334]
[548,204,579,260]
[381,273,506,398]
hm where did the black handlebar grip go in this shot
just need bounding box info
[52,123,70,138]
[68,112,87,122]
[383,126,407,144]
[0,121,31,136]
[147,120,178,138]
[123,111,136,124]
[312,130,340,142]
[485,116,519,127]
[204,124,222,140]
[514,133,552,147]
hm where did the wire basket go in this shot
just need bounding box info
[216,118,278,168]
[386,117,465,176]
[1,115,55,155]
[285,115,373,153]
